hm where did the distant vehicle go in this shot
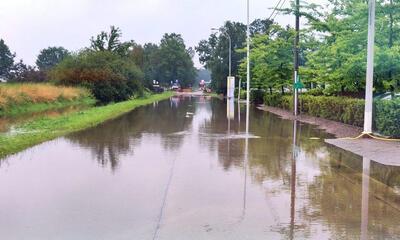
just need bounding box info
[0,77,6,83]
[152,80,164,93]
[171,83,180,91]
[199,80,206,90]
[375,92,400,100]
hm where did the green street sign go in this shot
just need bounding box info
[294,75,305,89]
[294,81,305,89]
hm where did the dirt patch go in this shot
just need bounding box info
[257,105,362,138]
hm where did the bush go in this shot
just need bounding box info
[375,99,400,137]
[251,89,266,104]
[51,51,144,103]
[264,94,400,137]
[264,94,365,127]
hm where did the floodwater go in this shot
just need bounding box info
[0,104,90,133]
[0,96,399,240]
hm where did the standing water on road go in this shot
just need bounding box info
[0,96,399,240]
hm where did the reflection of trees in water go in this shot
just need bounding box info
[305,150,400,238]
[246,111,294,184]
[238,109,400,238]
[67,98,193,170]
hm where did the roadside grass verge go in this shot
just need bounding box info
[0,83,92,116]
[0,97,96,117]
[0,92,174,159]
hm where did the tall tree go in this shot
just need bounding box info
[239,25,295,94]
[0,39,15,79]
[142,43,161,87]
[157,33,196,87]
[90,26,135,57]
[36,46,70,71]
[196,21,248,93]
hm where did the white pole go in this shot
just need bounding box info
[238,78,241,101]
[360,157,370,240]
[246,0,250,134]
[364,0,375,134]
[228,35,232,77]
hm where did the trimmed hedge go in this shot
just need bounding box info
[264,94,400,137]
[264,94,364,126]
[375,98,400,137]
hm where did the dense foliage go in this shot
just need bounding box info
[51,51,144,103]
[36,47,70,71]
[1,26,196,103]
[197,1,400,96]
[132,34,196,88]
[375,98,400,137]
[0,39,15,79]
[264,94,400,137]
[264,94,365,126]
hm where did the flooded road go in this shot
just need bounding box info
[0,96,399,239]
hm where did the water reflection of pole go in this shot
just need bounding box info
[361,157,371,240]
[241,100,249,221]
[290,120,298,240]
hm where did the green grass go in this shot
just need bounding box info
[0,92,174,159]
[0,97,96,117]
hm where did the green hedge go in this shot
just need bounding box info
[264,94,365,126]
[375,98,400,137]
[264,94,400,138]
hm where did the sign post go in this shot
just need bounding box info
[227,76,235,99]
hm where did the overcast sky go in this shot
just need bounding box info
[0,0,326,67]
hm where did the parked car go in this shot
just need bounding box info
[171,83,180,91]
[151,80,164,93]
[375,92,400,100]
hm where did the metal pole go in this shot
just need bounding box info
[238,78,241,101]
[294,0,300,116]
[228,35,232,77]
[364,0,376,134]
[246,0,250,133]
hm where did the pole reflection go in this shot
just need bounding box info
[290,120,299,240]
[361,157,371,240]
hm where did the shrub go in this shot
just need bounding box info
[264,94,400,137]
[264,94,365,127]
[51,51,144,103]
[251,89,266,104]
[375,99,400,137]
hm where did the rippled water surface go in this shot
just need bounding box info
[0,96,399,240]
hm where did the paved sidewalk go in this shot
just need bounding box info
[326,138,400,166]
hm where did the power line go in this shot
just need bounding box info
[268,0,283,21]
[271,0,287,22]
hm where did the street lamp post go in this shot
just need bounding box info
[364,0,376,134]
[246,0,250,133]
[294,0,300,116]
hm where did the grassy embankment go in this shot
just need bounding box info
[0,83,95,116]
[0,91,174,158]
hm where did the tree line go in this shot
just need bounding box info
[197,0,400,97]
[0,26,196,102]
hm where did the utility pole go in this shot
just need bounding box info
[363,0,376,134]
[246,0,250,133]
[293,0,300,116]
